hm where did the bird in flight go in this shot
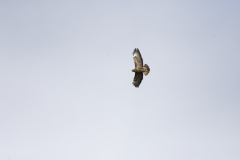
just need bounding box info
[132,48,150,87]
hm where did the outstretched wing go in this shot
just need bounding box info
[133,48,143,69]
[132,72,143,88]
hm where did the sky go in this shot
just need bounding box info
[0,0,240,160]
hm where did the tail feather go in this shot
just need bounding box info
[143,64,150,76]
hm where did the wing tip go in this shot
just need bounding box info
[132,72,143,88]
[133,48,140,55]
[132,80,140,88]
[132,83,140,88]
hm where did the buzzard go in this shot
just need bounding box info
[132,48,150,87]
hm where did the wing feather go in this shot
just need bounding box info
[132,72,143,87]
[133,48,143,68]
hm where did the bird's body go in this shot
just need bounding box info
[132,64,150,75]
[132,48,150,87]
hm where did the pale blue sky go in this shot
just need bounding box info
[0,0,240,160]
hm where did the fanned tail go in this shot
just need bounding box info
[143,64,150,76]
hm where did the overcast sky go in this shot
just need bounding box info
[0,0,240,160]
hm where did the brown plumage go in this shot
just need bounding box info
[132,48,150,87]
